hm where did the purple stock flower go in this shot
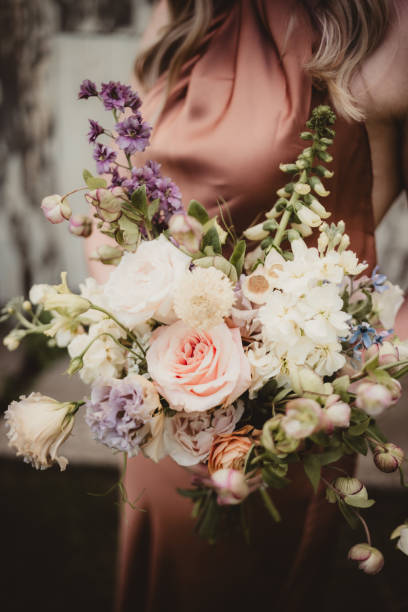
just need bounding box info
[109,166,125,187]
[100,81,142,112]
[78,79,98,99]
[85,376,159,455]
[152,176,183,222]
[87,119,104,143]
[115,113,151,155]
[93,143,117,174]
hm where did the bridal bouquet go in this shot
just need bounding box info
[3,80,408,573]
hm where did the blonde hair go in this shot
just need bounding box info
[135,0,391,121]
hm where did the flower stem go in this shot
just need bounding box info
[355,510,372,546]
[273,208,292,248]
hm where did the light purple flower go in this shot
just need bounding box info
[100,81,142,112]
[93,143,117,174]
[87,119,104,143]
[115,113,151,155]
[78,79,98,99]
[85,375,160,456]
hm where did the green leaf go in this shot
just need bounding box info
[131,185,148,217]
[118,214,140,248]
[398,466,408,488]
[177,488,207,500]
[188,199,209,224]
[303,455,321,492]
[338,500,359,529]
[229,240,246,276]
[259,487,281,522]
[147,198,160,222]
[317,446,344,466]
[83,169,93,184]
[261,467,289,489]
[366,423,387,444]
[244,444,256,475]
[202,226,221,254]
[342,433,368,455]
[333,375,350,401]
[348,417,370,436]
[370,367,393,386]
[344,495,375,509]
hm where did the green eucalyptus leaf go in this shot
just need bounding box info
[229,240,246,276]
[188,199,209,224]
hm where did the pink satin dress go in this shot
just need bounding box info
[115,2,375,610]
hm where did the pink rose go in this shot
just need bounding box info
[146,321,251,412]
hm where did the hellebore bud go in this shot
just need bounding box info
[68,214,92,237]
[355,381,393,416]
[41,194,72,224]
[211,469,249,506]
[348,544,384,575]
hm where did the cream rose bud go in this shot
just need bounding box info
[104,235,191,328]
[355,381,393,416]
[365,341,399,366]
[281,398,322,439]
[211,469,249,505]
[41,194,72,224]
[5,393,75,470]
[146,320,251,413]
[348,544,384,575]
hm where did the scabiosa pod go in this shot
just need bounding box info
[373,443,404,473]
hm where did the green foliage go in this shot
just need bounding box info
[187,199,209,224]
[83,169,107,189]
[202,225,222,254]
[229,240,246,276]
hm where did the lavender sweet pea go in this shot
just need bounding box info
[86,375,161,456]
[88,119,104,143]
[115,113,151,155]
[93,143,117,174]
[78,79,98,99]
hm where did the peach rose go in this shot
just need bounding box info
[146,321,251,413]
[208,425,254,474]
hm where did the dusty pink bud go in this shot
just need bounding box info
[168,213,203,252]
[211,468,249,506]
[355,381,393,416]
[68,214,92,237]
[41,194,72,224]
[321,394,350,433]
[348,543,384,574]
[373,443,404,473]
[281,398,322,439]
[365,341,399,366]
[387,378,402,405]
[85,187,126,222]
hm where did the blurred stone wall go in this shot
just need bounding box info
[0,0,407,303]
[0,0,151,302]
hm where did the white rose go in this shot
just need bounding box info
[5,393,74,470]
[103,235,191,328]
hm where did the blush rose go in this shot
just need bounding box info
[146,320,251,413]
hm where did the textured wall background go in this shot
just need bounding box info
[0,0,407,304]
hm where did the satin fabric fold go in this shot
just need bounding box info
[116,2,375,610]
